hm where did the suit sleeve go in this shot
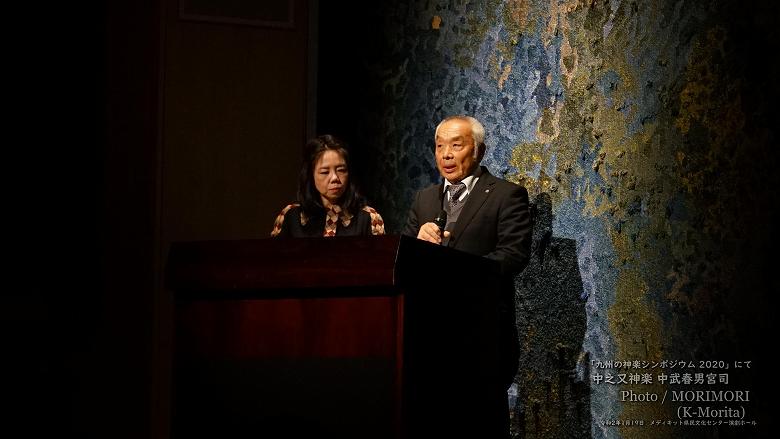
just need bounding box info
[402,191,422,237]
[484,185,532,275]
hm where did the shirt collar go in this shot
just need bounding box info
[442,166,482,196]
[299,202,353,228]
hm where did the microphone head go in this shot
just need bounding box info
[433,210,447,231]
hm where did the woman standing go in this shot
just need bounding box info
[271,135,384,237]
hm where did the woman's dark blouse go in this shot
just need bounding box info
[271,203,385,238]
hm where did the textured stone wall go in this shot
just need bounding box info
[322,1,777,437]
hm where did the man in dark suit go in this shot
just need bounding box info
[403,115,532,435]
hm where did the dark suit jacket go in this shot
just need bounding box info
[403,166,532,389]
[403,166,531,275]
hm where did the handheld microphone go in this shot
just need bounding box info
[433,210,447,232]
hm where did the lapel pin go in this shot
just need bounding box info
[485,189,490,193]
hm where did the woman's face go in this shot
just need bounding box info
[313,150,348,206]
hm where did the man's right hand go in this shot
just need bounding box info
[417,222,451,244]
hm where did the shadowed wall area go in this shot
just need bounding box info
[320,0,778,437]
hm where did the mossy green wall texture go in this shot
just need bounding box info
[323,0,778,437]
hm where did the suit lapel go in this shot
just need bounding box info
[448,168,495,246]
[425,183,445,221]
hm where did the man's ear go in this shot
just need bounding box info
[476,142,486,162]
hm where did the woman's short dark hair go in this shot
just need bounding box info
[297,134,366,219]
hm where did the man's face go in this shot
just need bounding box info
[435,119,479,183]
[313,150,348,205]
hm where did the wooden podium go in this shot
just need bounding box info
[167,235,507,438]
